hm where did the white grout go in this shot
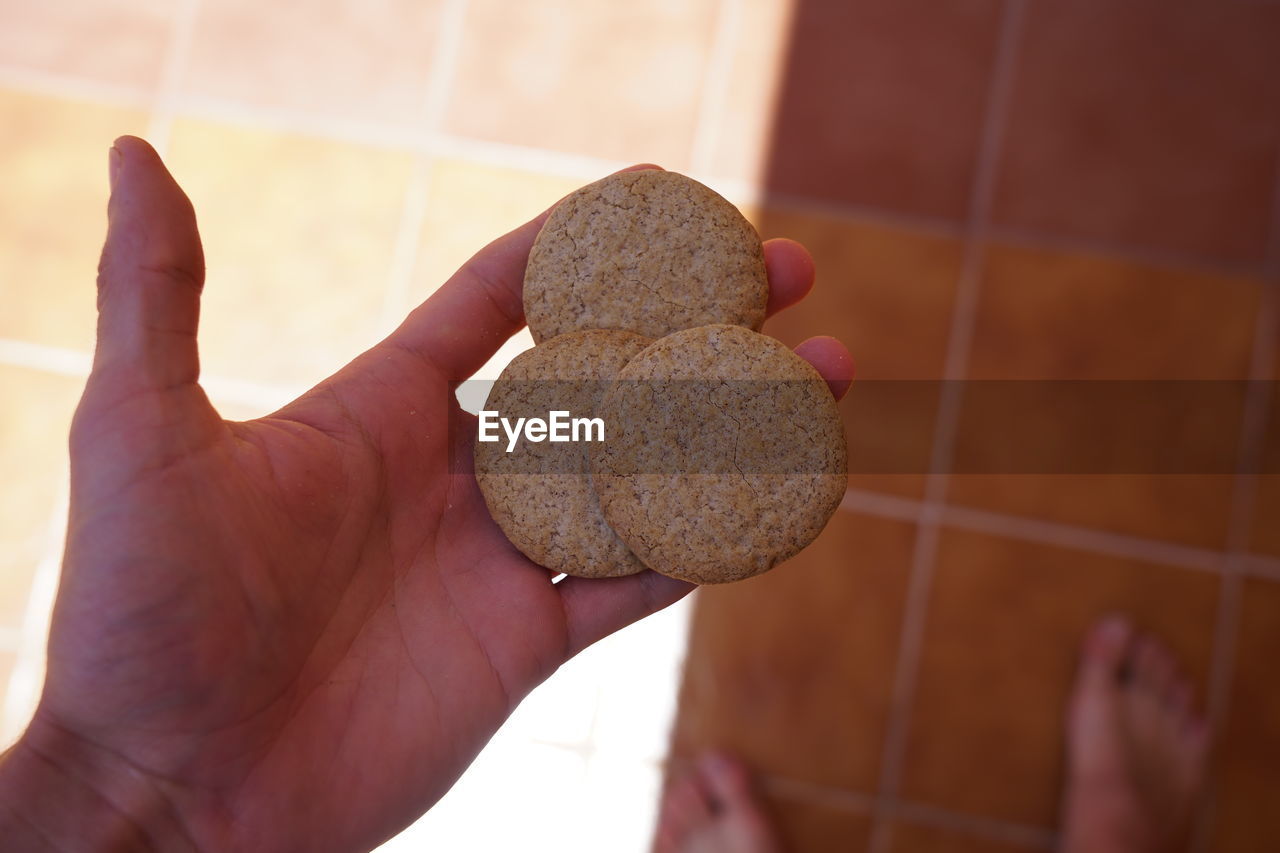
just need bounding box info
[939,503,1227,574]
[375,0,471,336]
[0,339,91,376]
[868,3,1028,850]
[143,0,202,156]
[888,798,1057,850]
[0,338,305,412]
[763,772,1060,850]
[1241,554,1280,582]
[839,488,924,523]
[986,224,1268,280]
[0,478,68,746]
[420,0,470,134]
[1190,139,1280,853]
[688,0,742,176]
[0,65,150,109]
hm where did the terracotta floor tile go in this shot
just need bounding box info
[889,820,1041,853]
[948,473,1238,553]
[700,0,793,183]
[1212,577,1280,850]
[766,796,871,853]
[950,244,1262,550]
[408,158,582,313]
[164,118,414,387]
[757,208,962,499]
[1253,478,1280,557]
[968,245,1260,382]
[444,0,718,169]
[0,366,82,629]
[670,511,914,792]
[1250,380,1280,557]
[899,528,1219,826]
[0,89,148,350]
[991,0,1280,266]
[763,0,1004,221]
[182,0,444,126]
[761,210,964,380]
[0,0,173,91]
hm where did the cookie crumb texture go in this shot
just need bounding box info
[589,325,847,584]
[475,330,652,578]
[523,170,768,342]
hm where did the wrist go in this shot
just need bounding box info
[0,708,202,852]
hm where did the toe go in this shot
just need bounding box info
[1168,678,1194,718]
[1078,615,1133,686]
[1086,615,1133,666]
[1132,635,1177,698]
[698,753,756,813]
[656,771,713,850]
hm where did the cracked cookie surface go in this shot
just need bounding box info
[523,170,768,342]
[475,329,652,578]
[588,324,847,584]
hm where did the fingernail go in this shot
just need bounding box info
[108,145,122,192]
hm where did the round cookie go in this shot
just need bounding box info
[475,329,652,578]
[523,170,768,343]
[588,324,847,584]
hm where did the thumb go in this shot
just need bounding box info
[93,135,206,395]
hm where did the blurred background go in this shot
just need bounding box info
[1,0,1278,851]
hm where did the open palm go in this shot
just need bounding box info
[21,137,851,852]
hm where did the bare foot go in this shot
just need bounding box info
[1061,616,1210,853]
[653,753,783,853]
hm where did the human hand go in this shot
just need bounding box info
[0,137,853,852]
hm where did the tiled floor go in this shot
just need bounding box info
[672,2,1280,853]
[1,1,1278,852]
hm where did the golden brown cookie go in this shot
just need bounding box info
[588,324,847,584]
[523,170,768,343]
[474,329,651,578]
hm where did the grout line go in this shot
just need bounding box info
[1190,142,1280,853]
[688,0,742,176]
[1241,554,1280,581]
[888,799,1056,850]
[1193,570,1241,853]
[675,759,1061,851]
[377,156,434,336]
[762,774,876,814]
[985,224,1268,281]
[761,773,1058,851]
[840,486,1229,576]
[0,69,1271,284]
[144,0,202,156]
[754,191,965,240]
[868,517,940,823]
[426,132,636,184]
[839,489,924,523]
[0,338,304,412]
[868,3,1027,849]
[375,0,470,337]
[938,504,1227,574]
[0,66,150,109]
[0,339,91,376]
[166,92,426,149]
[420,0,470,133]
[1,478,69,746]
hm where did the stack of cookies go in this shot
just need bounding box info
[475,170,847,585]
